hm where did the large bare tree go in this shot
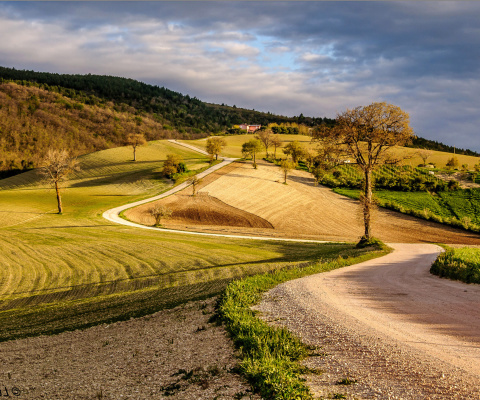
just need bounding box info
[316,102,414,242]
[39,149,79,214]
[127,133,146,161]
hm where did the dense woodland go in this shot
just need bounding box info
[0,66,477,175]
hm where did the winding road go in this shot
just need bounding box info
[104,140,480,397]
[257,243,480,398]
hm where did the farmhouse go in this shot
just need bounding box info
[239,123,261,133]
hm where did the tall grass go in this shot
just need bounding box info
[431,246,480,284]
[217,242,390,399]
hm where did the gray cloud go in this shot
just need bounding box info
[0,1,479,151]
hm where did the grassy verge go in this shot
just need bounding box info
[217,242,390,399]
[430,246,480,284]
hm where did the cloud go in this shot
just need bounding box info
[0,1,479,151]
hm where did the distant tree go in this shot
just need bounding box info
[446,156,459,169]
[206,137,227,160]
[127,133,146,161]
[188,176,203,196]
[304,149,316,171]
[282,141,306,164]
[255,129,273,158]
[280,159,295,184]
[271,135,283,159]
[149,204,172,226]
[417,149,433,167]
[162,154,187,178]
[242,139,263,169]
[39,149,80,214]
[315,102,414,242]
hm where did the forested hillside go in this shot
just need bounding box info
[0,82,174,176]
[0,66,334,175]
[0,66,477,176]
[0,67,330,133]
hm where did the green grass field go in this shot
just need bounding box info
[334,187,480,231]
[0,139,375,341]
[430,246,480,284]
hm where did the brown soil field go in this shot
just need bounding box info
[127,160,480,245]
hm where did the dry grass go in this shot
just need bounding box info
[127,159,480,245]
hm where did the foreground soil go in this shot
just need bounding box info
[128,160,480,245]
[256,243,480,399]
[0,298,259,400]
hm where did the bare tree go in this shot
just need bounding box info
[271,135,283,160]
[127,133,147,161]
[149,204,172,226]
[315,102,414,242]
[280,159,295,184]
[417,149,433,167]
[255,129,273,158]
[188,176,203,196]
[206,137,227,161]
[39,149,80,214]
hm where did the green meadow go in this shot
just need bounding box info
[0,139,368,341]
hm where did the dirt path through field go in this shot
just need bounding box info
[256,243,480,399]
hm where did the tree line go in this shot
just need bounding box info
[0,66,332,136]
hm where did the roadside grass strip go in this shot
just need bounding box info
[217,243,390,400]
[430,246,480,284]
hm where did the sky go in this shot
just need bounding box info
[0,1,479,152]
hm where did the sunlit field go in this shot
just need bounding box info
[0,139,363,341]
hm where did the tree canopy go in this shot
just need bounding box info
[316,102,415,241]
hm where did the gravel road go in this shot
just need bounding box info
[256,243,480,399]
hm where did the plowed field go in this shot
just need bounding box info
[126,160,480,244]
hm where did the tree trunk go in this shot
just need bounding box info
[253,152,257,169]
[55,181,63,214]
[133,146,137,161]
[363,167,373,239]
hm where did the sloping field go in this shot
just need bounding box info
[0,140,370,341]
[128,159,480,244]
[183,134,480,168]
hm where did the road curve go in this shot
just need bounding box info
[102,140,329,243]
[257,243,480,398]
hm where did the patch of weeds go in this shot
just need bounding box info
[332,393,347,399]
[166,365,223,395]
[160,382,183,396]
[208,365,221,376]
[95,390,103,399]
[336,377,357,385]
[195,325,207,332]
[303,365,324,375]
[233,390,255,400]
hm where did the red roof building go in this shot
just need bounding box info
[239,124,262,133]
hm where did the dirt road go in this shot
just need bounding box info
[256,243,480,399]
